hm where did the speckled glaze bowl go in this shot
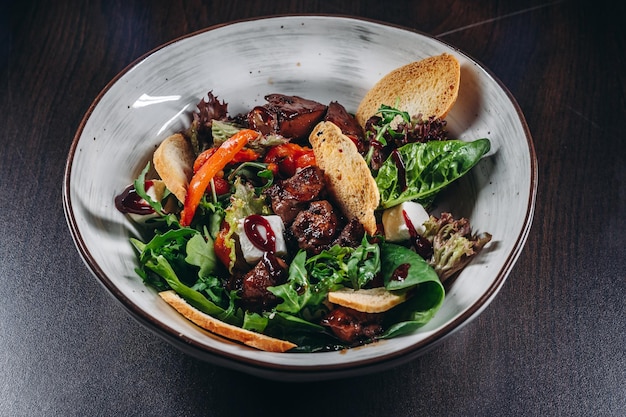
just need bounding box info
[63,15,537,381]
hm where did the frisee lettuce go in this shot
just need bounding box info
[422,213,492,282]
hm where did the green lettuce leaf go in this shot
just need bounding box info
[211,120,242,145]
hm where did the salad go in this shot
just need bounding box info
[115,89,492,353]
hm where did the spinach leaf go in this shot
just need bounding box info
[381,281,445,339]
[381,243,440,291]
[375,138,490,208]
[378,243,445,338]
[262,312,339,352]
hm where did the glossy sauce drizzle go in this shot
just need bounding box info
[391,149,407,192]
[115,181,155,215]
[402,209,433,259]
[244,214,276,253]
[390,263,410,282]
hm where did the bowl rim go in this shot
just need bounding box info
[62,14,538,379]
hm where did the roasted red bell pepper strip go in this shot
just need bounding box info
[180,129,258,226]
[193,148,217,173]
[193,147,260,173]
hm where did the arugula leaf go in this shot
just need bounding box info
[269,237,382,314]
[227,161,275,192]
[345,236,380,289]
[243,311,268,332]
[133,162,165,215]
[305,246,354,300]
[144,253,242,325]
[270,312,325,333]
[184,228,226,304]
[268,251,312,314]
[375,138,491,208]
[131,225,240,323]
[144,254,229,318]
[195,200,225,239]
[372,104,410,145]
[365,104,411,164]
[132,228,198,287]
[190,274,225,306]
[184,230,217,279]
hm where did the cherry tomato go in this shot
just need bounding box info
[294,151,316,172]
[211,177,230,195]
[264,143,316,177]
[230,148,259,163]
[213,226,232,269]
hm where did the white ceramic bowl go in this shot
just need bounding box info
[63,15,537,381]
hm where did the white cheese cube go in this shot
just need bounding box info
[236,215,288,264]
[382,201,430,242]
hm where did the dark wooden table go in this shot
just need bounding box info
[2,1,625,415]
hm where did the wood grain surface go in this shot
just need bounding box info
[1,1,624,416]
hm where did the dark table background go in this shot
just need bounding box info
[2,1,625,416]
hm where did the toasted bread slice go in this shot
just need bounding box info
[355,53,460,128]
[328,287,407,313]
[309,121,380,235]
[159,290,297,353]
[153,133,196,203]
